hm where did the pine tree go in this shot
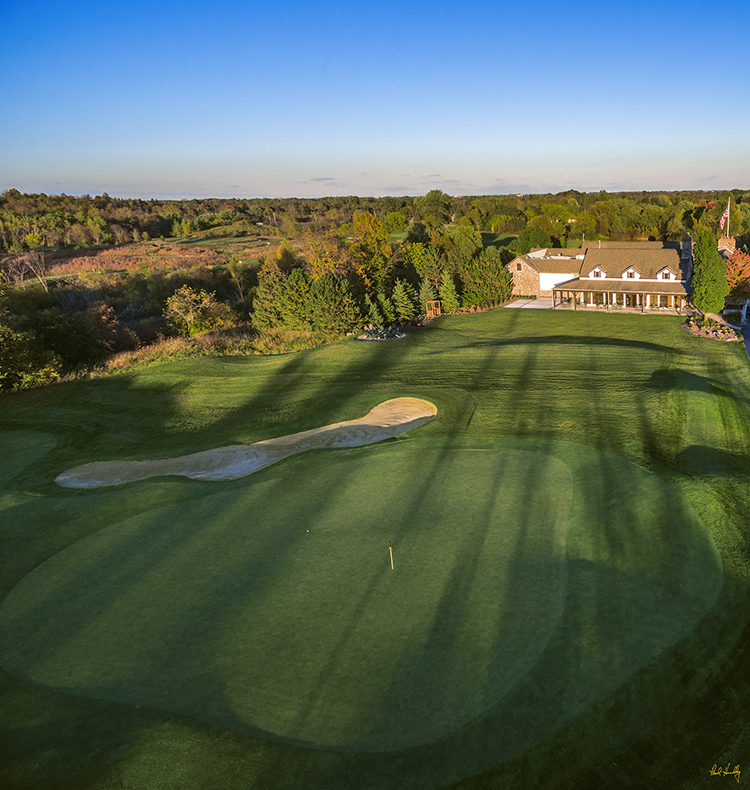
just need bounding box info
[418,277,437,312]
[439,271,460,312]
[460,246,513,307]
[391,279,418,321]
[310,274,360,336]
[364,293,384,326]
[252,257,286,331]
[278,268,312,329]
[377,293,396,324]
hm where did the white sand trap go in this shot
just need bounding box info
[55,397,437,489]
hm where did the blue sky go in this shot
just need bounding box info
[1,0,748,198]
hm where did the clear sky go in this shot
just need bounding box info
[1,0,748,199]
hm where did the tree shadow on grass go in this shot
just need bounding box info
[2,310,750,790]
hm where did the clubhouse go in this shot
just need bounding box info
[507,239,693,312]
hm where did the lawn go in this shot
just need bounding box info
[1,309,749,789]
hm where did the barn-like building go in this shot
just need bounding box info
[507,239,694,311]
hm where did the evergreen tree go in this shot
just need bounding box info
[404,243,445,291]
[377,293,396,324]
[252,257,286,331]
[278,268,312,329]
[309,274,360,336]
[460,246,513,307]
[418,277,437,312]
[364,293,384,326]
[391,279,418,321]
[692,226,729,313]
[439,271,460,312]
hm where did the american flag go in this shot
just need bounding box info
[720,199,730,231]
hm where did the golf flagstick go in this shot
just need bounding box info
[389,540,394,570]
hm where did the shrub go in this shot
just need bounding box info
[252,328,321,355]
[0,320,61,390]
[165,285,236,336]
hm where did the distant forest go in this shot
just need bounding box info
[1,187,749,391]
[2,187,750,252]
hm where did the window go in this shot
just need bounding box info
[627,271,635,278]
[662,271,671,280]
[593,270,601,278]
[516,262,522,271]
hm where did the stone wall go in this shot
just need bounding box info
[507,258,540,297]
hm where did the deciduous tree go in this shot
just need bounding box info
[349,212,392,293]
[165,285,234,336]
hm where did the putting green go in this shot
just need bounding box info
[0,430,57,488]
[0,441,722,755]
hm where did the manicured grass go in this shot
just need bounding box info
[1,309,750,789]
[480,232,516,248]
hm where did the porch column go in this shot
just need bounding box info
[646,293,651,309]
[589,292,594,306]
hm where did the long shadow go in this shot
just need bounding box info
[0,327,424,772]
[442,333,685,355]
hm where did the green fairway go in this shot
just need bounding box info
[1,309,749,789]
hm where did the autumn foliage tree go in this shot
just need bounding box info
[165,285,235,336]
[348,212,392,294]
[725,249,750,296]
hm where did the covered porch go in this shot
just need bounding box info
[552,279,691,314]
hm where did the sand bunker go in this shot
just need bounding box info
[55,397,437,488]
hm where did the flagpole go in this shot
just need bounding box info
[389,540,394,570]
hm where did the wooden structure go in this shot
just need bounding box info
[426,300,442,319]
[552,283,689,313]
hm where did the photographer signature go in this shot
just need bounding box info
[710,763,740,783]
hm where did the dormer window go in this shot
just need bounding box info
[627,271,635,278]
[661,270,672,280]
[591,268,603,278]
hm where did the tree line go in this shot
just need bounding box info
[3,188,750,254]
[0,211,514,390]
[3,187,750,391]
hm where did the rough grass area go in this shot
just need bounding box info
[1,309,749,789]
